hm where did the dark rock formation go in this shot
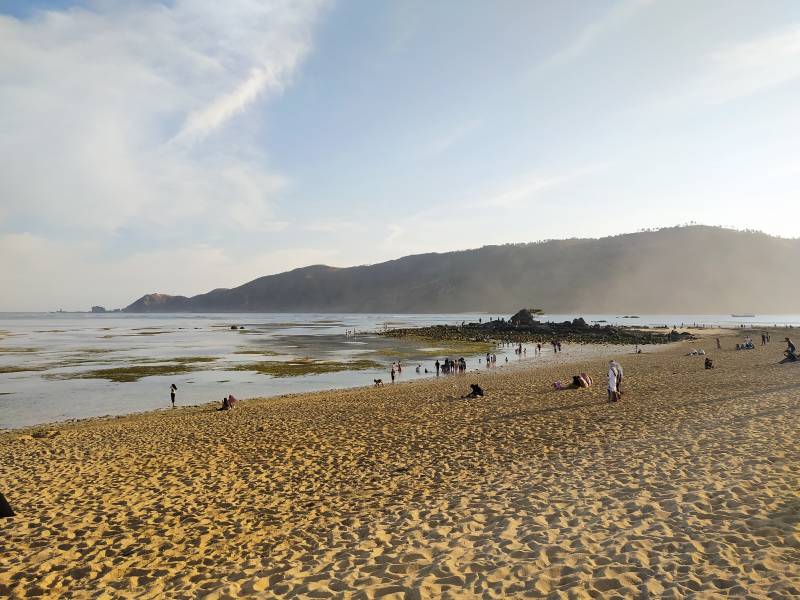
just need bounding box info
[0,492,14,518]
[382,315,696,346]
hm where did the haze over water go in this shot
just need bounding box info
[2,312,798,429]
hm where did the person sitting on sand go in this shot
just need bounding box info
[219,396,230,411]
[784,338,797,362]
[227,394,237,409]
[705,357,714,369]
[461,384,484,398]
[571,373,592,388]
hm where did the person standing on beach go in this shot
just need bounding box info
[170,383,177,408]
[435,359,440,376]
[608,361,619,402]
[391,366,396,383]
[716,338,721,350]
[611,360,624,397]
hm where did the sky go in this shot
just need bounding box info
[1,0,799,310]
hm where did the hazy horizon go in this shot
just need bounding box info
[2,1,800,310]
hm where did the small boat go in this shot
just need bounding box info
[731,314,755,318]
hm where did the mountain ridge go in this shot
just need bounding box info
[123,226,800,313]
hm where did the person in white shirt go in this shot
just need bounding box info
[608,361,619,402]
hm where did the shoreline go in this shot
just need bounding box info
[2,341,652,435]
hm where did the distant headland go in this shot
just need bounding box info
[121,226,800,314]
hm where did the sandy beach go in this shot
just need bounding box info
[1,331,798,598]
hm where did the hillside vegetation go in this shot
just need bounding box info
[124,226,800,313]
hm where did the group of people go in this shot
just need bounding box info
[219,394,237,411]
[435,357,467,375]
[169,385,237,411]
[736,336,756,350]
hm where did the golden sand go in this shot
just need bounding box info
[1,333,799,598]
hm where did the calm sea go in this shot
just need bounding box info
[1,312,798,429]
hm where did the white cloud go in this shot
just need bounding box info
[706,23,800,102]
[376,166,598,257]
[536,0,653,71]
[0,233,339,311]
[420,119,482,158]
[302,220,359,233]
[0,0,325,233]
[485,168,595,208]
[648,23,800,112]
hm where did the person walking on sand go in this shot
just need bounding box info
[611,360,624,397]
[716,337,721,350]
[608,360,620,403]
[170,383,177,408]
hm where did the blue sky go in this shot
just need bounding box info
[1,0,799,310]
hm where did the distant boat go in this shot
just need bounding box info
[731,314,755,318]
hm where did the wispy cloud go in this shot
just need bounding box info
[485,168,595,208]
[640,22,800,118]
[420,119,482,158]
[705,23,800,102]
[302,220,359,233]
[378,165,599,256]
[0,0,325,233]
[536,0,653,72]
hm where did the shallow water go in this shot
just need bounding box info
[1,312,798,429]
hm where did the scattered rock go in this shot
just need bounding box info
[31,430,59,439]
[382,314,690,346]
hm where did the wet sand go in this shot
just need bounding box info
[1,332,798,598]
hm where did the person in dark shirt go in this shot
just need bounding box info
[785,338,797,361]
